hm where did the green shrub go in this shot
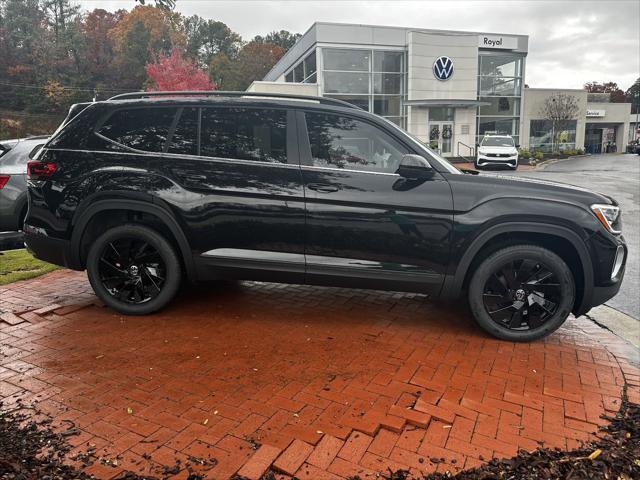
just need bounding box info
[534,151,544,160]
[518,148,531,159]
[429,140,439,149]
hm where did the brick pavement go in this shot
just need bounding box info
[1,269,639,479]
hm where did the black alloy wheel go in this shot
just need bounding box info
[98,237,166,304]
[468,245,575,341]
[87,224,181,315]
[482,259,561,331]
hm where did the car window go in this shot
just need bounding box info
[98,108,178,152]
[200,107,287,163]
[304,112,408,173]
[167,107,198,156]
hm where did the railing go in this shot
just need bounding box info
[457,141,475,162]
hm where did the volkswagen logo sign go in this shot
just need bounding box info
[433,56,454,81]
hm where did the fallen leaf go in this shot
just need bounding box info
[126,407,133,415]
[588,449,602,460]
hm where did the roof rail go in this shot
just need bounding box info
[107,90,362,110]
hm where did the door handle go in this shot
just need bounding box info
[307,183,339,193]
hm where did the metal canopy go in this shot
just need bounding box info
[403,99,490,108]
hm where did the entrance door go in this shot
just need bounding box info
[428,107,455,156]
[433,122,454,155]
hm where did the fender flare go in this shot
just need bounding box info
[440,222,593,314]
[69,198,196,282]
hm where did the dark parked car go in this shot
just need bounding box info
[24,92,627,341]
[0,136,48,232]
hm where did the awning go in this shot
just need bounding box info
[403,99,490,108]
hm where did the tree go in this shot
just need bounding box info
[584,81,626,102]
[108,5,185,88]
[625,77,640,114]
[81,9,118,80]
[184,15,242,66]
[146,48,215,91]
[222,41,285,90]
[539,93,580,153]
[252,30,301,50]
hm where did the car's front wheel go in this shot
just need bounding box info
[468,245,575,341]
[86,224,181,315]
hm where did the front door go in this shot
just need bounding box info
[430,122,454,155]
[297,110,454,294]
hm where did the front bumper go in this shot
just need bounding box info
[476,154,518,167]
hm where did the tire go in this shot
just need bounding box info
[86,224,181,315]
[468,245,575,341]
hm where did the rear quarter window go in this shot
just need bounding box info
[97,107,178,152]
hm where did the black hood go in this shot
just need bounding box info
[447,172,613,212]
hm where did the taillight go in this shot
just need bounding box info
[27,160,57,179]
[0,174,9,189]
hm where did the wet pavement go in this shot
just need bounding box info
[1,270,639,479]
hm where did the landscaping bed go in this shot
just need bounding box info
[1,394,638,480]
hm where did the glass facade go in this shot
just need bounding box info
[285,50,317,83]
[529,120,577,152]
[321,48,406,127]
[477,53,524,144]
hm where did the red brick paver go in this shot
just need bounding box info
[1,269,638,479]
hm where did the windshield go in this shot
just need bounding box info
[481,136,514,147]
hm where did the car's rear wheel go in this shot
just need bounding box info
[468,245,575,341]
[87,224,181,315]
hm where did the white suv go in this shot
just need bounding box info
[475,135,519,170]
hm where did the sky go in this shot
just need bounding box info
[78,0,640,91]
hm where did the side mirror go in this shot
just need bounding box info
[476,143,480,147]
[515,144,520,148]
[396,154,433,180]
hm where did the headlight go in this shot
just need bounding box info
[591,204,621,234]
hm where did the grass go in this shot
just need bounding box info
[0,248,58,285]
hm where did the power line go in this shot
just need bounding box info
[0,81,131,93]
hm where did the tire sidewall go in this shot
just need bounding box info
[87,224,181,315]
[468,245,575,341]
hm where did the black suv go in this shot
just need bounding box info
[24,91,627,341]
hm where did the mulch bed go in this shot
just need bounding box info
[1,393,638,480]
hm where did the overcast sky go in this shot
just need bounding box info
[79,0,640,90]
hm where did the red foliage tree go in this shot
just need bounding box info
[146,48,215,91]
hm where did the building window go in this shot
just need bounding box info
[429,107,455,122]
[476,52,524,145]
[321,47,407,128]
[529,119,577,152]
[285,50,317,83]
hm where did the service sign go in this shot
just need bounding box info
[478,35,518,50]
[586,109,606,117]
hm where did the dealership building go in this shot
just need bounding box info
[252,22,632,157]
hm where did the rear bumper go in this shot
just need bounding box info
[23,224,79,270]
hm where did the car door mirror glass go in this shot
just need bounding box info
[396,154,433,179]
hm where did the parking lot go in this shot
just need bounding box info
[1,269,638,479]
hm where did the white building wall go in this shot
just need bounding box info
[406,31,478,102]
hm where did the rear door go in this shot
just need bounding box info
[156,105,306,282]
[298,109,454,294]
